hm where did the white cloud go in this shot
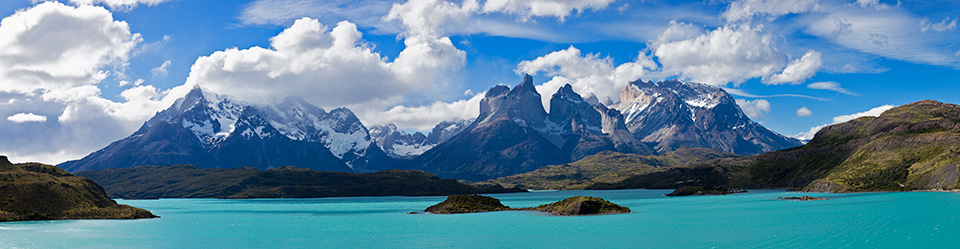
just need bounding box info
[239,0,397,32]
[0,2,181,164]
[7,113,47,123]
[722,0,821,22]
[804,7,960,68]
[807,81,855,95]
[118,79,143,87]
[796,107,812,117]
[854,0,893,9]
[369,92,485,131]
[763,50,822,85]
[516,46,656,110]
[0,2,140,95]
[66,0,172,11]
[151,60,171,78]
[736,99,771,119]
[920,17,958,32]
[652,23,784,86]
[793,104,894,140]
[481,0,617,21]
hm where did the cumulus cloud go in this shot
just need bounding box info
[0,2,180,164]
[807,81,856,95]
[516,46,655,110]
[65,0,172,11]
[7,113,47,123]
[722,0,821,22]
[763,50,822,85]
[735,99,771,119]
[186,16,465,121]
[151,60,171,78]
[652,23,785,86]
[0,2,140,95]
[793,104,894,140]
[481,0,617,21]
[796,107,812,117]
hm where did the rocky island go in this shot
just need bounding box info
[665,186,746,196]
[0,156,157,222]
[424,194,630,216]
[778,196,827,201]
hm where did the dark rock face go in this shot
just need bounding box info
[0,158,156,222]
[424,194,511,214]
[615,79,803,155]
[411,76,568,181]
[412,77,657,181]
[59,87,394,173]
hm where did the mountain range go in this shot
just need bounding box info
[59,87,395,173]
[59,75,802,181]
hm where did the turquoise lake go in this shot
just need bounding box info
[1,190,958,248]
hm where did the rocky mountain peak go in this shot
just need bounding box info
[477,75,547,127]
[613,79,802,155]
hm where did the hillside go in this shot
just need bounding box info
[487,147,739,190]
[77,165,524,199]
[0,156,156,222]
[592,100,960,193]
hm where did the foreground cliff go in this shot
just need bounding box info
[590,100,960,193]
[0,156,156,222]
[77,165,524,199]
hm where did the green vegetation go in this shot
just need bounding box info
[424,194,510,214]
[423,195,629,216]
[523,196,630,215]
[487,148,739,190]
[0,156,156,222]
[77,165,524,199]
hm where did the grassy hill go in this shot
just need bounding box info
[0,156,156,222]
[592,100,960,193]
[77,165,524,199]
[485,147,739,190]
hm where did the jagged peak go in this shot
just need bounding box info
[509,74,538,96]
[486,85,510,97]
[552,84,584,103]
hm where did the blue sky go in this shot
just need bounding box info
[0,0,958,163]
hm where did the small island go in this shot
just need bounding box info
[423,194,630,216]
[0,156,157,222]
[665,186,746,196]
[778,195,827,201]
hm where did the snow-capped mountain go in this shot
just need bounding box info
[615,79,804,155]
[368,124,430,159]
[59,87,394,172]
[368,119,473,159]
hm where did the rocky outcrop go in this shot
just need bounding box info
[424,194,511,214]
[524,196,631,215]
[0,156,157,222]
[424,194,630,216]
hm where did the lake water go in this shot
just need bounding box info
[1,190,958,248]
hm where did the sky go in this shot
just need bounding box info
[0,0,958,164]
